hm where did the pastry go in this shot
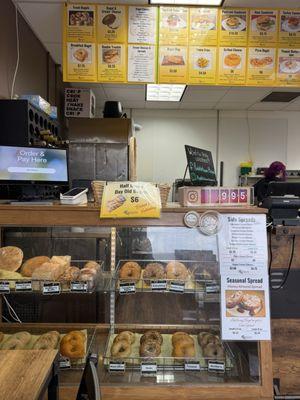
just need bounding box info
[143,263,165,284]
[33,331,60,350]
[73,48,88,63]
[31,262,65,281]
[203,343,224,359]
[2,331,31,349]
[140,331,163,346]
[21,256,50,277]
[166,261,188,280]
[119,262,141,281]
[226,291,244,309]
[102,14,116,27]
[60,331,85,359]
[50,256,71,268]
[0,270,25,280]
[0,246,23,272]
[113,331,135,345]
[240,293,262,315]
[172,340,195,358]
[140,340,161,357]
[198,332,220,347]
[59,266,80,282]
[111,339,131,358]
[83,261,101,273]
[162,56,185,66]
[172,332,194,346]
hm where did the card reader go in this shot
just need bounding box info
[60,188,88,205]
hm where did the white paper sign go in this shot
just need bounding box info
[128,45,156,83]
[128,6,157,44]
[219,214,271,341]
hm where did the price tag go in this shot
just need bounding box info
[70,281,88,293]
[59,357,71,369]
[208,360,225,373]
[184,361,200,371]
[109,361,125,373]
[42,282,61,295]
[15,280,32,292]
[169,281,185,293]
[151,280,167,291]
[205,283,220,294]
[0,281,10,293]
[141,361,157,374]
[119,282,136,295]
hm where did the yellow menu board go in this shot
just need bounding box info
[100,182,161,219]
[189,8,218,46]
[276,48,300,86]
[247,48,276,86]
[158,46,187,83]
[98,5,127,43]
[219,9,248,47]
[218,47,246,85]
[188,47,217,85]
[128,6,158,45]
[98,44,126,83]
[65,43,97,82]
[65,4,96,42]
[249,9,278,47]
[279,10,300,47]
[159,7,188,45]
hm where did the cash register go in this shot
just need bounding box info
[261,182,300,226]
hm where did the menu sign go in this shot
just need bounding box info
[188,46,217,85]
[185,145,217,185]
[98,44,126,83]
[128,45,156,83]
[65,4,96,42]
[219,214,271,341]
[159,7,188,45]
[276,48,300,86]
[249,9,278,47]
[218,47,246,85]
[247,47,276,86]
[279,10,300,47]
[98,5,127,43]
[128,6,157,44]
[219,9,248,47]
[158,46,187,83]
[189,8,218,46]
[66,43,97,82]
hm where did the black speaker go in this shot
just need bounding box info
[103,101,122,118]
[0,99,60,147]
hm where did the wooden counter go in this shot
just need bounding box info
[0,349,59,400]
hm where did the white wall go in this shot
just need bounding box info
[132,109,300,187]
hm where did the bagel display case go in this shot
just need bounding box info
[0,204,273,400]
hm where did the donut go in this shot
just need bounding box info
[140,340,161,357]
[111,339,131,358]
[143,263,165,284]
[60,331,85,359]
[203,343,224,360]
[21,256,50,277]
[1,338,24,350]
[198,332,220,347]
[140,331,163,345]
[166,261,188,280]
[113,331,135,344]
[33,331,60,350]
[226,291,244,309]
[172,332,193,346]
[172,341,195,358]
[119,262,141,281]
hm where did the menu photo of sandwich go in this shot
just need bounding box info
[102,47,121,65]
[191,13,216,31]
[225,290,265,317]
[281,15,300,33]
[279,57,300,75]
[163,13,187,30]
[252,14,276,32]
[222,14,246,32]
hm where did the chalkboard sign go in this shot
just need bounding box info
[185,145,217,186]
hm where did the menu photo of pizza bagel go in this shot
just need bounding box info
[225,290,265,317]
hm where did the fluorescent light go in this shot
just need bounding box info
[150,0,223,5]
[146,84,186,102]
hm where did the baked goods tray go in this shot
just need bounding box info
[0,326,96,370]
[0,260,105,294]
[115,259,220,296]
[103,332,233,372]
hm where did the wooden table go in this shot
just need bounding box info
[0,350,59,400]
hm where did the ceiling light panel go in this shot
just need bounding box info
[150,0,223,5]
[146,84,186,101]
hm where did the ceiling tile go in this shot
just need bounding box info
[283,103,300,111]
[215,102,252,110]
[145,101,180,109]
[249,102,289,111]
[103,87,145,101]
[121,101,146,109]
[180,102,217,110]
[183,87,227,102]
[219,88,271,103]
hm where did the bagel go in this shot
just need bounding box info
[140,340,161,357]
[119,262,141,281]
[113,331,135,344]
[111,339,131,358]
[140,331,163,346]
[166,261,188,280]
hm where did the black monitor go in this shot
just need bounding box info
[267,182,300,197]
[0,145,69,185]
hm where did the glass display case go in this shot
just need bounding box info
[0,204,273,400]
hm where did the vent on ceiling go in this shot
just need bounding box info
[261,92,300,103]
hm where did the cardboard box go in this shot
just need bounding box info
[65,88,95,118]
